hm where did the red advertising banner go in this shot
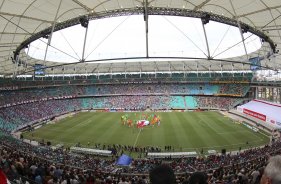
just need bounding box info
[243,108,266,121]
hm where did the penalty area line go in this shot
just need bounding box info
[133,128,142,147]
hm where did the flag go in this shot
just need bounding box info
[116,154,132,166]
[0,169,8,184]
[137,120,150,128]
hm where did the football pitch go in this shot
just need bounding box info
[23,111,270,154]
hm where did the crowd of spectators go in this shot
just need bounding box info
[0,86,82,107]
[195,97,243,110]
[218,83,250,96]
[0,83,249,107]
[0,133,280,183]
[0,99,81,132]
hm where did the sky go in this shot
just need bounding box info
[26,15,262,63]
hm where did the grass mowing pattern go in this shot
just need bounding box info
[23,111,269,153]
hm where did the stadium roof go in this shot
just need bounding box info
[0,0,280,76]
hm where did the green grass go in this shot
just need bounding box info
[23,111,270,154]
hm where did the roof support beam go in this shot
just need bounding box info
[0,12,52,23]
[196,62,199,76]
[81,24,89,62]
[201,65,209,71]
[187,66,193,71]
[72,0,91,12]
[144,0,149,58]
[139,62,142,77]
[43,0,63,65]
[267,9,281,47]
[259,24,281,29]
[154,62,159,71]
[236,5,281,18]
[229,0,249,60]
[168,61,176,71]
[201,20,211,59]
[108,63,113,73]
[0,32,31,35]
[193,0,212,11]
[139,62,142,72]
[91,64,100,73]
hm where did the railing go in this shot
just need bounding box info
[70,146,112,156]
[147,151,197,158]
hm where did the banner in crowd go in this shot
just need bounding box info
[243,108,266,121]
[0,169,9,184]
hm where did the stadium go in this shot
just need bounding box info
[0,0,281,183]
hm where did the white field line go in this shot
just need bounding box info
[133,128,142,147]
